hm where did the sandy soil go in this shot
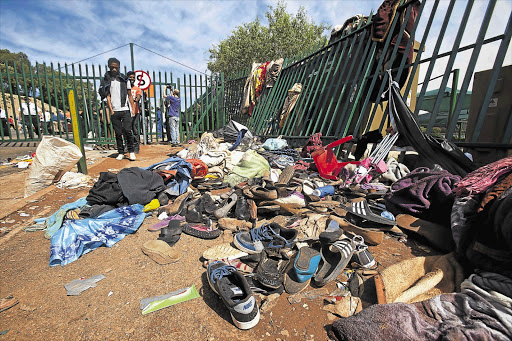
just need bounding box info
[0,144,435,340]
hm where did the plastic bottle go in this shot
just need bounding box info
[312,185,335,197]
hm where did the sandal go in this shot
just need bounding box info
[157,220,182,246]
[314,238,355,287]
[182,221,220,239]
[341,199,395,226]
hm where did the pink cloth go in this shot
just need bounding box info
[454,155,512,196]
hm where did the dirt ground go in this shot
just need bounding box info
[0,144,435,340]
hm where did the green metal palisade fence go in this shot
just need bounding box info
[238,0,512,154]
[0,61,226,144]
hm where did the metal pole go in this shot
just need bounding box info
[130,43,135,72]
[141,95,147,145]
[448,69,459,133]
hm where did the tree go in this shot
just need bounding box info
[207,1,330,75]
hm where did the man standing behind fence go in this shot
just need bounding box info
[101,57,137,161]
[19,97,39,139]
[127,71,142,153]
[164,86,180,146]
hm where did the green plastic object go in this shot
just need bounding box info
[140,284,200,315]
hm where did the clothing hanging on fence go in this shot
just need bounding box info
[279,83,302,129]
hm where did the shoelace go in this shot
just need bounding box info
[210,265,237,284]
[250,224,288,246]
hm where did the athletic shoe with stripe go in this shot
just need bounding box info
[207,261,260,330]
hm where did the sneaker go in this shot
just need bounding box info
[116,154,125,160]
[351,235,376,268]
[234,223,297,254]
[207,261,260,330]
[256,247,291,289]
[128,152,136,161]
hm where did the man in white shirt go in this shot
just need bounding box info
[0,106,9,137]
[42,110,52,134]
[19,97,39,139]
[103,57,136,161]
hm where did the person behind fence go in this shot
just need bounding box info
[127,71,143,153]
[0,106,9,136]
[100,57,137,161]
[19,97,40,139]
[164,86,180,145]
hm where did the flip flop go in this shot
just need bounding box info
[182,222,221,239]
[293,245,321,282]
[157,220,183,246]
[341,199,395,226]
[314,238,355,287]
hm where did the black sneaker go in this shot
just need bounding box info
[351,235,376,269]
[234,223,297,254]
[207,261,260,330]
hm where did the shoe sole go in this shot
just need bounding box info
[202,243,249,260]
[232,309,260,330]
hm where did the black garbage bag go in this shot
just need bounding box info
[388,81,475,177]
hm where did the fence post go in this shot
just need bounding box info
[67,86,87,174]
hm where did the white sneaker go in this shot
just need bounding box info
[129,152,136,161]
[116,154,125,160]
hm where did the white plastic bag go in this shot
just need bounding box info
[24,136,83,197]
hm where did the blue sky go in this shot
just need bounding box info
[0,0,511,92]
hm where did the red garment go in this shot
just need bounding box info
[249,62,270,116]
[185,159,208,179]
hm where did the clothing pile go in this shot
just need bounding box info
[39,118,511,336]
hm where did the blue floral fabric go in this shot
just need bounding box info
[50,204,146,267]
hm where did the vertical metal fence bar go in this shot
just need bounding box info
[28,63,42,139]
[177,77,181,141]
[316,38,352,135]
[85,65,94,141]
[14,61,30,140]
[324,34,361,136]
[0,65,12,140]
[152,70,158,143]
[43,63,54,136]
[307,39,345,135]
[330,28,373,137]
[301,44,339,136]
[414,0,456,117]
[189,74,194,138]
[284,59,318,135]
[470,11,512,143]
[336,29,376,137]
[426,0,475,134]
[34,62,47,135]
[64,64,72,138]
[446,0,498,140]
[285,54,323,136]
[4,61,21,140]
[21,61,36,140]
[91,65,102,142]
[361,3,414,136]
[183,74,189,140]
[280,59,313,135]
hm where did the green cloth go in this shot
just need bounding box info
[224,150,270,186]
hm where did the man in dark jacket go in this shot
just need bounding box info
[101,57,137,161]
